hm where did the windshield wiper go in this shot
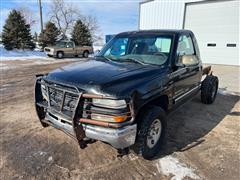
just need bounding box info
[123,57,147,65]
[95,55,113,62]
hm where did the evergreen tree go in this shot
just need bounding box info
[38,21,59,49]
[71,20,92,46]
[2,9,35,50]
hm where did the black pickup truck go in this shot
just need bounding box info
[35,30,218,159]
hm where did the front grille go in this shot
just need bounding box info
[48,86,80,118]
[44,48,51,52]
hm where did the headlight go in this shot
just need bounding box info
[92,99,127,109]
[41,84,48,100]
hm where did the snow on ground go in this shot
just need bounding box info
[218,88,240,96]
[0,44,103,61]
[0,45,48,61]
[156,155,200,180]
[93,45,104,52]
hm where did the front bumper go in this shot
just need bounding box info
[35,78,136,149]
[42,111,137,149]
[44,48,55,56]
[45,51,55,56]
[83,123,137,149]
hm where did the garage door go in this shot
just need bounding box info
[184,0,239,66]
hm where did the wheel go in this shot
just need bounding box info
[83,50,89,58]
[201,75,218,104]
[133,106,167,160]
[57,51,64,59]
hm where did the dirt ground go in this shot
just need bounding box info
[0,59,239,180]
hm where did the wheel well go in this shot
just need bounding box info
[134,95,169,124]
[83,50,89,54]
[148,95,169,112]
[137,95,169,113]
[57,51,64,55]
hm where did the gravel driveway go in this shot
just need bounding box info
[0,59,239,179]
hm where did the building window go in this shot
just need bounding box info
[226,43,236,47]
[207,43,216,47]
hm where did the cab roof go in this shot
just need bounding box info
[116,29,193,36]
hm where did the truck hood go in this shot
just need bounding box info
[46,58,167,96]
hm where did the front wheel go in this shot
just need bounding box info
[133,106,167,160]
[57,51,64,59]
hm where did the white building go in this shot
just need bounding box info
[139,0,239,66]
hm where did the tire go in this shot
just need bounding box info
[133,106,167,160]
[57,51,64,59]
[83,50,89,58]
[201,75,218,104]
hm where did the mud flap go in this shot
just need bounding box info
[202,66,212,75]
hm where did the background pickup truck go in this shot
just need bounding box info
[36,30,219,160]
[44,40,93,58]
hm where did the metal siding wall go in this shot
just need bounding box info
[140,0,184,29]
[139,0,200,30]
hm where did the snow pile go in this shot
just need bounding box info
[218,89,239,96]
[156,155,200,180]
[0,45,47,60]
[93,45,103,52]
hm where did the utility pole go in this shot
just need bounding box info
[38,0,43,32]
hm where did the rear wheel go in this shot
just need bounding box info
[201,75,219,104]
[83,50,89,58]
[133,106,167,160]
[57,51,64,59]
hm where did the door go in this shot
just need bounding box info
[65,42,75,56]
[184,0,239,65]
[173,34,202,102]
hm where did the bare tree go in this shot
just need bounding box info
[49,0,103,44]
[82,15,103,44]
[49,0,81,37]
[18,6,37,27]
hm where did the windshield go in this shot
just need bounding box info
[99,35,173,66]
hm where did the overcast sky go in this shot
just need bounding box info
[0,0,141,36]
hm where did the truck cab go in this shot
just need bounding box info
[35,30,218,159]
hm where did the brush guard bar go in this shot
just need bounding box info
[35,76,137,149]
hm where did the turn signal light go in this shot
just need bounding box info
[113,115,128,123]
[91,113,128,123]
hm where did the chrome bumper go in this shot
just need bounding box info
[83,124,137,149]
[43,113,137,149]
[44,112,75,135]
[45,51,55,56]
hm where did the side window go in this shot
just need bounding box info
[177,35,198,66]
[104,38,128,57]
[66,42,74,48]
[177,35,195,56]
